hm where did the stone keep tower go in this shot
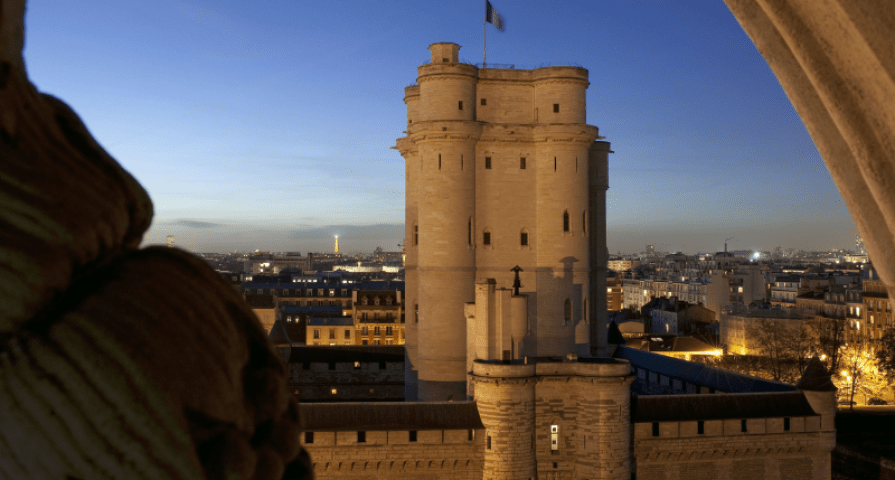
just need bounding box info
[395,43,611,401]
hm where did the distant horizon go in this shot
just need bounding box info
[145,220,861,256]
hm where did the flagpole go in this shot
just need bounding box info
[483,0,487,68]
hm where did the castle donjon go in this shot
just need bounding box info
[298,43,836,480]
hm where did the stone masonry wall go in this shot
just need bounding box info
[302,429,484,480]
[634,416,835,480]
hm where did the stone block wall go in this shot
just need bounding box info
[634,416,835,480]
[302,428,484,480]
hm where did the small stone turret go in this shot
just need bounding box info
[796,356,837,432]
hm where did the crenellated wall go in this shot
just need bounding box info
[633,416,835,480]
[303,429,484,480]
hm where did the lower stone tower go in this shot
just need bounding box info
[470,358,634,480]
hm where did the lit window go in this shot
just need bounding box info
[329,329,335,339]
[551,425,559,449]
[374,326,381,335]
[331,388,337,394]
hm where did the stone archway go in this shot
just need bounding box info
[725,0,895,298]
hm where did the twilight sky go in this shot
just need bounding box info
[22,0,857,254]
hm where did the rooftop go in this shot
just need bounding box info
[300,402,484,432]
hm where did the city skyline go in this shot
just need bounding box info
[23,1,857,254]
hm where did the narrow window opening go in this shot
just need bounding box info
[553,103,559,113]
[461,154,464,170]
[520,157,526,169]
[305,432,314,444]
[697,421,704,435]
[328,362,335,370]
[481,98,487,106]
[563,211,570,232]
[520,231,529,246]
[379,361,386,370]
[487,435,492,450]
[409,431,417,442]
[575,156,578,172]
[483,231,491,246]
[485,157,492,169]
[554,157,557,171]
[553,462,558,469]
[564,299,571,323]
[468,219,472,245]
[583,211,587,232]
[651,422,659,437]
[358,431,366,443]
[438,154,441,170]
[458,100,463,110]
[468,429,474,441]
[414,224,418,245]
[741,419,747,433]
[783,417,790,431]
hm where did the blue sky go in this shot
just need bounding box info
[22,0,856,254]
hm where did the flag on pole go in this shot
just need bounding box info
[485,1,505,31]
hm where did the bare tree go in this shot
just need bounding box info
[813,316,847,375]
[839,340,880,408]
[752,318,813,383]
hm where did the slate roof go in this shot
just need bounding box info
[282,305,343,314]
[300,402,484,431]
[616,346,796,393]
[286,345,405,363]
[308,317,354,326]
[632,391,817,422]
[268,319,292,344]
[795,356,837,391]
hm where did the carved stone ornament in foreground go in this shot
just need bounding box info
[0,1,312,478]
